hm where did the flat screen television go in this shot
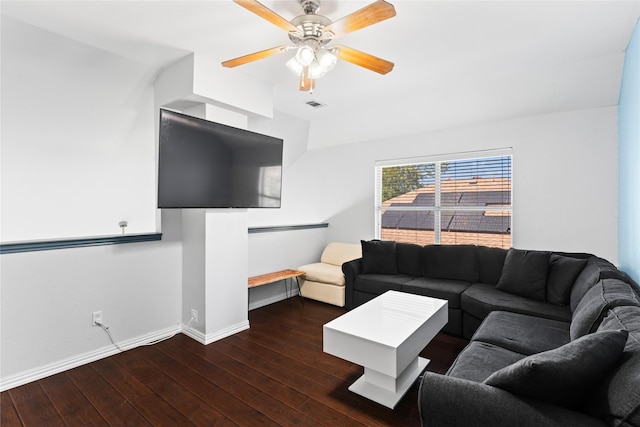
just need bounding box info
[157,109,283,209]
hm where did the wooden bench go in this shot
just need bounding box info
[248,269,305,303]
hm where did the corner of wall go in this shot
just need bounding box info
[618,18,640,284]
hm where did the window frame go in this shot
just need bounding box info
[374,148,513,247]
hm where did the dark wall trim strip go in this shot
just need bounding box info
[2,223,328,253]
[0,233,163,255]
[248,223,329,234]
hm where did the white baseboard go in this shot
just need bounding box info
[0,318,257,392]
[0,325,181,392]
[182,320,250,345]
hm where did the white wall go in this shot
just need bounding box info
[0,210,182,388]
[245,111,332,308]
[1,16,157,241]
[300,107,619,263]
[247,111,315,227]
[248,227,329,310]
[0,17,184,390]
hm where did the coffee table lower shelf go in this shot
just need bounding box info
[348,356,429,408]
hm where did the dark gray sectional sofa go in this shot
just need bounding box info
[342,241,640,426]
[343,242,608,338]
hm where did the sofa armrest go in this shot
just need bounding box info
[342,258,362,310]
[418,372,607,427]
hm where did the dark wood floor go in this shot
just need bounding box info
[1,298,468,426]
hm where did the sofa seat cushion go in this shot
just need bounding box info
[472,311,570,356]
[461,283,572,323]
[352,274,414,295]
[589,305,640,427]
[570,278,640,340]
[484,330,629,410]
[446,341,525,383]
[401,277,470,309]
[298,262,345,286]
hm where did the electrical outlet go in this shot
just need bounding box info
[92,311,103,326]
[191,309,198,323]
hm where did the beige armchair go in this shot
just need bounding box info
[298,242,362,307]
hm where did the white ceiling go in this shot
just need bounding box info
[2,1,639,149]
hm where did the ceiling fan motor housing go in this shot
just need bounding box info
[299,0,321,15]
[289,13,333,46]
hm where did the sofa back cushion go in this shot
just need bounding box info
[396,242,423,277]
[546,254,588,306]
[321,242,362,266]
[589,305,640,427]
[360,240,398,274]
[495,249,550,302]
[422,244,479,282]
[570,279,640,340]
[476,246,508,285]
[570,257,626,312]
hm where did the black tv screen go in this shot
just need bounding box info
[157,109,283,208]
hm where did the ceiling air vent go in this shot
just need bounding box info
[305,100,326,109]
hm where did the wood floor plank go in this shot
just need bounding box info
[8,382,66,427]
[113,348,231,426]
[92,357,195,426]
[135,344,219,398]
[91,357,156,401]
[66,363,152,427]
[0,297,467,426]
[225,330,397,426]
[296,397,370,427]
[200,340,309,409]
[39,373,108,426]
[156,336,263,403]
[1,392,22,426]
[200,387,280,427]
[246,393,321,427]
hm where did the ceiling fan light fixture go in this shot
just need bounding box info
[223,0,397,91]
[309,48,337,78]
[295,45,315,66]
[286,56,303,75]
[319,48,337,65]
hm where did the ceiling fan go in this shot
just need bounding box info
[222,0,396,92]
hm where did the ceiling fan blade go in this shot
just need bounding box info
[323,0,396,38]
[233,0,298,33]
[333,45,394,74]
[222,45,291,68]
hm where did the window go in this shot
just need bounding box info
[375,150,512,249]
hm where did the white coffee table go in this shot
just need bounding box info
[323,290,448,408]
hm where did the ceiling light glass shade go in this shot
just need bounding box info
[295,45,315,66]
[287,47,337,79]
[310,49,337,78]
[286,57,304,75]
